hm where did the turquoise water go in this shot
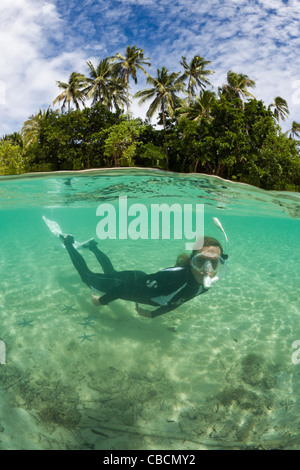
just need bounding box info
[0,168,300,450]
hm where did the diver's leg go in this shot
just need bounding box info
[85,239,116,274]
[62,236,93,286]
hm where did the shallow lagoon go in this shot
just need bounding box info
[0,168,300,449]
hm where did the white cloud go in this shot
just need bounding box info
[0,0,299,135]
[0,0,86,133]
[147,0,300,131]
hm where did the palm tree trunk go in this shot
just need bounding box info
[125,70,130,119]
[98,84,102,106]
[161,98,169,169]
[194,158,199,173]
[216,161,224,176]
[188,77,192,105]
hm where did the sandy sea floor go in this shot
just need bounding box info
[0,171,300,450]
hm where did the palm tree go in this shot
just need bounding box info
[108,76,127,112]
[134,66,185,167]
[219,70,256,104]
[1,132,23,146]
[85,58,114,107]
[180,55,214,104]
[135,67,186,128]
[110,45,151,115]
[21,108,57,147]
[84,58,126,112]
[268,96,289,122]
[177,89,216,122]
[53,72,87,112]
[286,121,300,139]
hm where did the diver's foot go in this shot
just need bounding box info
[81,238,98,250]
[59,234,75,245]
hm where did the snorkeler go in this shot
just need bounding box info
[43,216,228,318]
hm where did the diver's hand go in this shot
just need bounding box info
[91,294,102,306]
[135,303,153,318]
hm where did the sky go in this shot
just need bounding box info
[0,0,300,136]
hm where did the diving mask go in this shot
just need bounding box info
[191,252,225,274]
[190,217,229,289]
[191,251,227,289]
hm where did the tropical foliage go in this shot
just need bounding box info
[85,58,123,109]
[53,72,87,112]
[0,139,26,175]
[219,70,256,103]
[179,55,214,104]
[110,45,151,115]
[268,96,290,122]
[1,46,299,191]
[134,66,186,166]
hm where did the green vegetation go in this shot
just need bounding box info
[1,46,299,191]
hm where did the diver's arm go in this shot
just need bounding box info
[151,304,178,318]
[136,303,178,318]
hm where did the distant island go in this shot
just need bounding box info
[1,46,299,191]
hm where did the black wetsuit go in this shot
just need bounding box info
[64,241,209,318]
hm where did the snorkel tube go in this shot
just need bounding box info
[203,217,229,289]
[202,260,216,289]
[213,217,228,243]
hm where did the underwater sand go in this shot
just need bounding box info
[0,168,300,450]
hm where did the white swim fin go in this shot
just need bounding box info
[43,215,89,250]
[42,216,64,238]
